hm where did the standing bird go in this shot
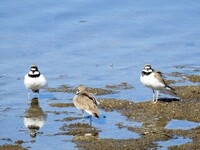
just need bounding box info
[73,85,100,122]
[140,64,176,103]
[24,65,47,98]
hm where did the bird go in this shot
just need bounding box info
[24,64,47,99]
[73,85,100,123]
[140,64,176,103]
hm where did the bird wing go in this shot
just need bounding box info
[75,93,99,115]
[154,71,176,94]
[82,92,99,106]
[154,71,168,86]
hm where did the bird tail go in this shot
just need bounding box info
[166,86,176,95]
[93,113,99,119]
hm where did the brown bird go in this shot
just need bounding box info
[73,85,100,122]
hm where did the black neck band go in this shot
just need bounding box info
[142,71,152,76]
[28,73,40,78]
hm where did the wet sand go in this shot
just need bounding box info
[49,75,200,149]
[0,144,27,150]
[1,75,200,150]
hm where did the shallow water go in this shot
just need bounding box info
[166,119,200,130]
[0,0,200,149]
[58,108,141,140]
[156,136,192,150]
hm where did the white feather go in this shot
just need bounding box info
[140,72,165,91]
[24,74,47,91]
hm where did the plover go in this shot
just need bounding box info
[73,85,100,121]
[24,65,47,98]
[140,64,176,103]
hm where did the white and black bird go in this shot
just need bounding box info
[24,65,47,98]
[73,85,100,122]
[140,64,176,103]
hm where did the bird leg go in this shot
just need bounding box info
[28,90,31,100]
[152,89,155,102]
[82,110,85,121]
[90,116,92,127]
[35,90,40,99]
[155,90,159,103]
[37,92,40,99]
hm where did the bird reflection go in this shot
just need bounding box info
[24,98,47,138]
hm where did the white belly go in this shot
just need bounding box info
[24,74,47,91]
[140,74,165,90]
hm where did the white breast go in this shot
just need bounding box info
[140,73,165,90]
[24,74,47,91]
